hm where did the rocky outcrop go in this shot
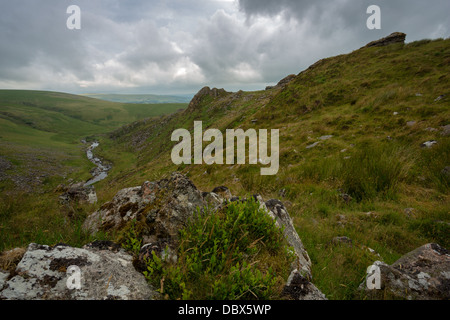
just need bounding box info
[83,172,206,245]
[265,74,296,91]
[82,172,324,300]
[276,74,296,88]
[186,86,228,112]
[0,242,159,300]
[364,32,406,48]
[359,243,450,300]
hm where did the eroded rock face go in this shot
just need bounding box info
[186,86,228,112]
[359,243,450,300]
[364,32,406,48]
[0,242,159,300]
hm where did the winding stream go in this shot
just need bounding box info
[84,141,111,186]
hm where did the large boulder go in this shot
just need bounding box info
[359,243,450,300]
[83,172,206,244]
[0,241,159,300]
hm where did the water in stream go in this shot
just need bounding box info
[84,141,110,186]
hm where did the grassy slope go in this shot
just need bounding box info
[0,90,187,250]
[96,38,449,299]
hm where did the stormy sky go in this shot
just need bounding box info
[0,0,448,95]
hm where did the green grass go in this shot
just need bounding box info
[1,38,449,300]
[97,37,449,300]
[0,90,186,250]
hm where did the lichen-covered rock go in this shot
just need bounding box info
[0,242,159,300]
[359,243,450,300]
[258,197,313,280]
[83,172,206,244]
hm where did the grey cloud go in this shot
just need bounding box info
[239,0,450,42]
[0,0,448,94]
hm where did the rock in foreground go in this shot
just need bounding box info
[359,243,450,300]
[0,242,159,300]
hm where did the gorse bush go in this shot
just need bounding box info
[143,198,294,300]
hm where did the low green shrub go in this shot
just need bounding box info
[143,198,294,300]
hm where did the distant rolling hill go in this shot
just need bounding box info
[83,93,193,104]
[0,89,188,193]
[0,90,188,144]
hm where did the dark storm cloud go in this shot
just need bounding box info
[0,0,448,94]
[238,0,450,42]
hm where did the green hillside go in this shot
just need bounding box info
[0,90,187,143]
[0,89,187,196]
[94,37,449,299]
[0,37,448,300]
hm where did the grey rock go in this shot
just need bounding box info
[262,198,312,279]
[421,140,437,148]
[406,121,416,127]
[281,269,327,300]
[0,270,8,291]
[59,183,97,205]
[0,242,159,300]
[211,186,232,200]
[364,32,406,48]
[359,243,450,300]
[202,191,224,211]
[306,141,320,149]
[186,86,228,112]
[441,124,450,136]
[332,236,353,247]
[276,74,296,88]
[83,172,205,245]
[318,135,333,140]
[434,95,446,102]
